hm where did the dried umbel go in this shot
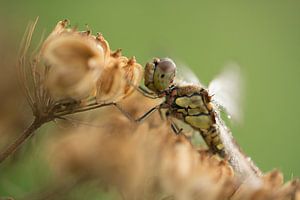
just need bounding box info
[41,20,142,101]
[41,21,105,100]
[96,54,143,103]
[46,92,300,200]
[0,19,142,163]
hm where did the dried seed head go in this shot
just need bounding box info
[41,21,109,100]
[96,53,143,103]
[18,19,300,200]
[121,56,143,99]
[96,55,128,102]
[17,18,144,127]
[46,92,300,200]
[40,20,142,102]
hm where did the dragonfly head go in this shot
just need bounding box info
[144,58,176,92]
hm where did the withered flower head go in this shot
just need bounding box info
[41,20,142,101]
[41,22,105,100]
[46,92,300,200]
[0,19,143,163]
[17,18,143,119]
[96,54,142,103]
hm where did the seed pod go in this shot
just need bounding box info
[96,52,142,103]
[96,55,127,103]
[121,56,143,99]
[41,21,110,100]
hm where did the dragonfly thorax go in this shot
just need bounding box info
[144,58,176,93]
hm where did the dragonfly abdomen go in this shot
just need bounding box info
[183,113,227,157]
[199,124,226,157]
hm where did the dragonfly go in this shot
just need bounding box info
[125,57,262,183]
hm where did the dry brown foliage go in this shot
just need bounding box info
[45,92,300,200]
[0,19,142,163]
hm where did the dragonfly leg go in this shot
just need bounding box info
[168,118,194,141]
[137,85,160,99]
[166,116,183,135]
[113,103,160,123]
[170,122,183,135]
[126,77,159,99]
[167,116,196,141]
[135,105,160,122]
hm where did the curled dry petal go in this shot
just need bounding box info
[96,54,128,102]
[43,35,104,99]
[41,20,142,102]
[41,22,109,100]
[96,52,142,103]
[46,91,300,200]
[122,57,143,98]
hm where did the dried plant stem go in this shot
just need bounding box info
[0,117,46,163]
[0,102,119,164]
[53,102,116,117]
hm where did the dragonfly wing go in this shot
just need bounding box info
[208,62,243,123]
[214,108,262,186]
[175,61,205,87]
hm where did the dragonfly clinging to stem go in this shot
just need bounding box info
[123,57,262,184]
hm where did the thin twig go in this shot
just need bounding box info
[54,102,115,117]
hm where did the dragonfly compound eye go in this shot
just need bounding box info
[153,58,176,91]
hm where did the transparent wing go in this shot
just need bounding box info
[208,62,243,122]
[174,61,205,87]
[214,109,262,186]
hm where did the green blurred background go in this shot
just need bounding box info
[0,0,299,198]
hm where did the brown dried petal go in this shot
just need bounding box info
[96,55,143,103]
[42,33,105,100]
[96,56,128,102]
[121,57,143,99]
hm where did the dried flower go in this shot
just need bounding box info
[96,54,142,103]
[0,19,142,163]
[41,21,106,100]
[41,20,142,102]
[46,92,300,200]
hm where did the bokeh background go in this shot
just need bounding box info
[0,0,299,198]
